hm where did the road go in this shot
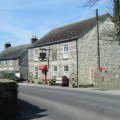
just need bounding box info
[18,83,120,120]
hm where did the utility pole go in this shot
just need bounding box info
[96,9,100,69]
[76,39,79,88]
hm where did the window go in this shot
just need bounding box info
[3,61,7,67]
[53,66,58,76]
[34,67,39,78]
[34,49,39,61]
[54,66,57,72]
[63,44,69,59]
[64,66,69,72]
[9,60,13,66]
[64,65,69,77]
[52,48,57,60]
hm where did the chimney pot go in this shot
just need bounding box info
[31,36,38,44]
[4,42,11,49]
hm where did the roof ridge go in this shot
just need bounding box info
[10,44,29,48]
[49,13,110,33]
[31,13,112,48]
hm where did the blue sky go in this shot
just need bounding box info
[0,0,112,52]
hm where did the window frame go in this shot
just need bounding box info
[3,61,7,67]
[9,60,13,66]
[64,65,69,72]
[63,44,69,59]
[63,65,69,77]
[34,66,39,78]
[34,49,39,61]
[53,66,58,76]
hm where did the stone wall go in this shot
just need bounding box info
[28,41,77,86]
[0,60,19,72]
[94,68,120,89]
[78,17,119,85]
[19,50,28,80]
[0,50,28,80]
[0,81,19,119]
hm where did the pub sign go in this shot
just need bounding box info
[39,48,47,61]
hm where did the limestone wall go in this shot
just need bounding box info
[0,81,18,119]
[28,41,77,85]
[0,60,19,72]
[78,17,119,85]
[94,69,120,89]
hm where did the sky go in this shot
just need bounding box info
[0,0,112,52]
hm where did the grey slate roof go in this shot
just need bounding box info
[0,44,29,61]
[31,13,111,48]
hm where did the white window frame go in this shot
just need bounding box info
[9,60,13,66]
[34,49,39,61]
[34,66,39,78]
[3,61,7,67]
[9,67,13,70]
[63,65,69,76]
[53,66,58,76]
[63,44,69,59]
[64,66,69,72]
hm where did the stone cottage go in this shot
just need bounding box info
[28,13,119,86]
[0,37,38,80]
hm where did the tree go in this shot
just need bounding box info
[86,0,120,43]
[86,0,119,25]
[114,0,120,29]
[85,0,99,7]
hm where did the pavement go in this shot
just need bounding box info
[18,83,120,120]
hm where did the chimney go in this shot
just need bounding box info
[31,36,38,44]
[4,42,11,49]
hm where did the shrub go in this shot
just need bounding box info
[0,72,19,81]
[27,80,30,83]
[38,81,41,84]
[49,79,56,85]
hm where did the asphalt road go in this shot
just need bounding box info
[18,84,120,120]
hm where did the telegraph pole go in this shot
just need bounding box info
[96,9,100,69]
[76,39,79,88]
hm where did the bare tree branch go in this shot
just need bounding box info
[84,0,99,8]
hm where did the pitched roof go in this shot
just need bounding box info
[31,13,111,48]
[0,44,29,61]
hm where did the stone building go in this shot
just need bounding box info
[0,43,29,80]
[77,14,117,85]
[28,13,119,86]
[0,37,38,80]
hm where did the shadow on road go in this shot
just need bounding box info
[18,99,47,120]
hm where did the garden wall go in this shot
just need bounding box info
[0,81,19,120]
